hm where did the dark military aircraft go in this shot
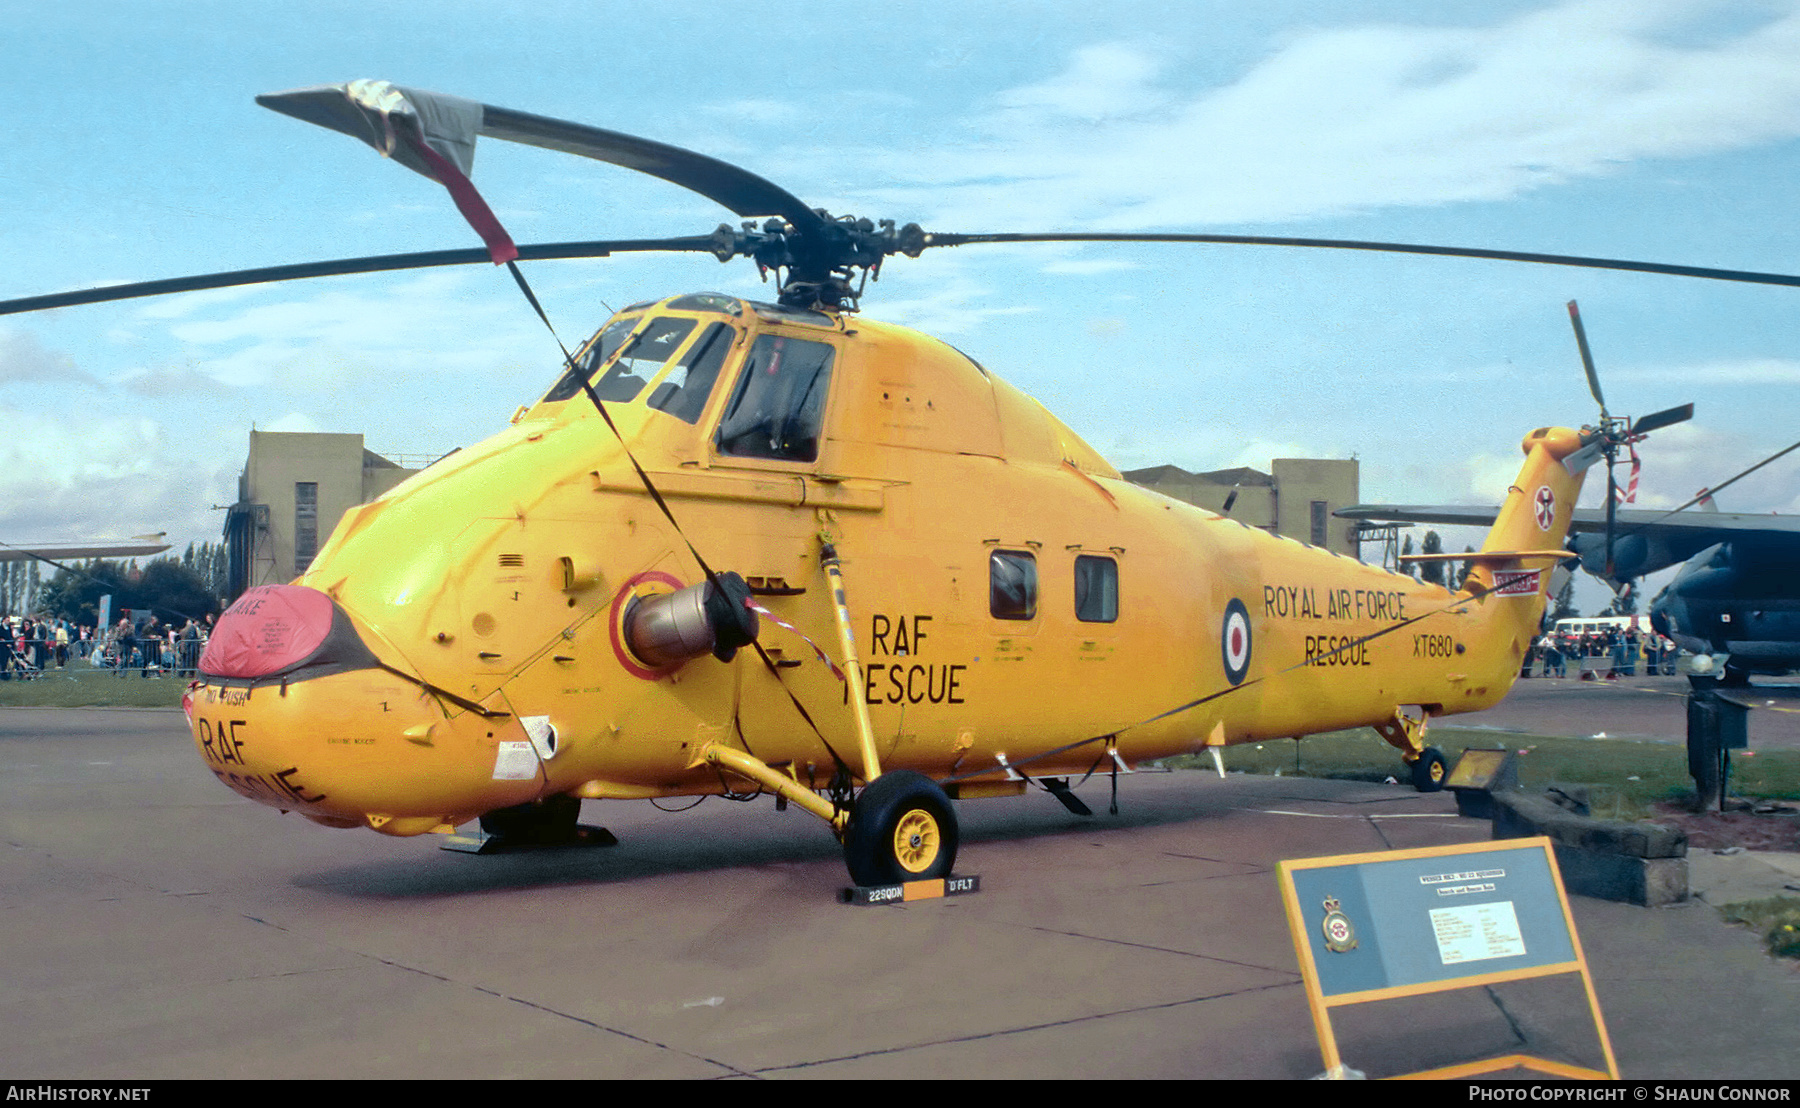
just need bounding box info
[1336,503,1800,683]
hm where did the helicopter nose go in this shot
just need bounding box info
[189,584,542,834]
[199,583,380,683]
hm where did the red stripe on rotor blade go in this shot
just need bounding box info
[406,134,519,265]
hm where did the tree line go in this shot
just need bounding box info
[8,541,227,627]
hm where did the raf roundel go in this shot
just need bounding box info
[1533,485,1557,532]
[1221,598,1253,686]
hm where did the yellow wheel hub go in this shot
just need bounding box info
[893,808,941,874]
[1428,759,1446,783]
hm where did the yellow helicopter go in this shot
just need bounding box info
[7,81,1795,887]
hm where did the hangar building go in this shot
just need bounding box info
[223,432,421,600]
[1123,458,1360,556]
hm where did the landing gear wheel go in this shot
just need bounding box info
[843,770,959,887]
[1411,747,1450,793]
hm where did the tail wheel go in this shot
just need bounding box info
[1411,747,1450,793]
[843,770,959,886]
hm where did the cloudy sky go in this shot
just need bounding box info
[3,0,1797,611]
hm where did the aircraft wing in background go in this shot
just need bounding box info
[0,538,172,564]
[1336,505,1800,582]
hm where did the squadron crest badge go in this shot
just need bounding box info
[1321,896,1358,953]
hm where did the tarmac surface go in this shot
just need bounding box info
[3,705,1798,1081]
[1450,672,1800,749]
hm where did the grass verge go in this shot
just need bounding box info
[0,669,188,709]
[1166,726,1800,819]
[1719,897,1800,960]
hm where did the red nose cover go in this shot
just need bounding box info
[200,584,338,679]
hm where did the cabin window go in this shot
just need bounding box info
[1074,555,1117,623]
[715,335,834,462]
[1311,501,1329,547]
[647,322,735,424]
[990,550,1037,621]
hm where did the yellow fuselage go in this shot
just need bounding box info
[188,293,1587,835]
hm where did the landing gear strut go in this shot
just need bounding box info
[694,742,962,887]
[1374,705,1449,793]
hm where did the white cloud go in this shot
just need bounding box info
[0,329,98,386]
[846,1,1800,229]
[262,412,325,434]
[132,283,276,321]
[1614,356,1800,386]
[704,99,807,127]
[0,407,233,545]
[154,271,558,389]
[1604,422,1800,512]
[871,256,1041,335]
[1042,258,1140,276]
[1466,451,1526,501]
[1100,424,1338,476]
[993,43,1172,123]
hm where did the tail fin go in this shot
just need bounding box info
[1461,426,1594,648]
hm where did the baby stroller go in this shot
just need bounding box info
[9,641,42,680]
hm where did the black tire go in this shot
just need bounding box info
[1410,747,1450,793]
[843,770,959,887]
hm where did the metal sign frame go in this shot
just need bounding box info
[1277,836,1618,1079]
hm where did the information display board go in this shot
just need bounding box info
[1277,836,1616,1079]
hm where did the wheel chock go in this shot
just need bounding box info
[840,873,980,905]
[439,824,619,854]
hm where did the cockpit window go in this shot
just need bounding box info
[539,316,698,405]
[590,317,696,403]
[541,316,638,403]
[715,335,835,462]
[666,293,743,315]
[647,322,735,424]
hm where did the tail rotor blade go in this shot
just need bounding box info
[1630,402,1695,436]
[1567,300,1607,417]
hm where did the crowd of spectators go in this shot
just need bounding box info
[1522,626,1677,679]
[1,612,215,679]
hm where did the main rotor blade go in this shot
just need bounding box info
[256,84,827,238]
[1567,300,1606,415]
[0,237,724,317]
[922,231,1800,290]
[478,106,827,237]
[1630,402,1695,436]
